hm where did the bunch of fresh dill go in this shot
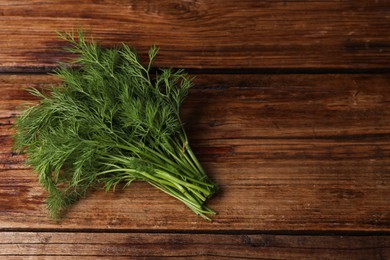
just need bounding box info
[14,31,217,220]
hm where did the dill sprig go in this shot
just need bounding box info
[14,30,217,220]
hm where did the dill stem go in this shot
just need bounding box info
[154,169,210,195]
[97,166,212,218]
[97,168,186,193]
[160,139,199,178]
[149,182,214,220]
[178,131,207,176]
[172,136,202,176]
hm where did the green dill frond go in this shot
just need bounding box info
[14,30,217,220]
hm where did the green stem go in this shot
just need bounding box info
[154,169,210,196]
[106,154,215,199]
[178,132,207,176]
[115,142,176,169]
[159,139,199,178]
[148,181,214,220]
[96,166,215,220]
[172,137,201,176]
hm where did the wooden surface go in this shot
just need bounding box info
[1,0,390,71]
[1,232,389,259]
[1,0,390,259]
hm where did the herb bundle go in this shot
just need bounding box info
[14,31,217,220]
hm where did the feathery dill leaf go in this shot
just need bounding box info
[14,30,217,220]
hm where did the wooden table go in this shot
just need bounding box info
[1,1,390,258]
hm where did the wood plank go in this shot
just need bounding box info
[1,0,389,71]
[0,232,389,259]
[2,74,390,138]
[0,74,389,231]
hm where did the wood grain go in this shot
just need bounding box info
[0,232,389,259]
[2,1,389,258]
[1,0,389,71]
[1,73,389,231]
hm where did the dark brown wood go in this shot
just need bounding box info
[1,74,389,232]
[1,2,390,256]
[0,232,389,259]
[0,0,389,71]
